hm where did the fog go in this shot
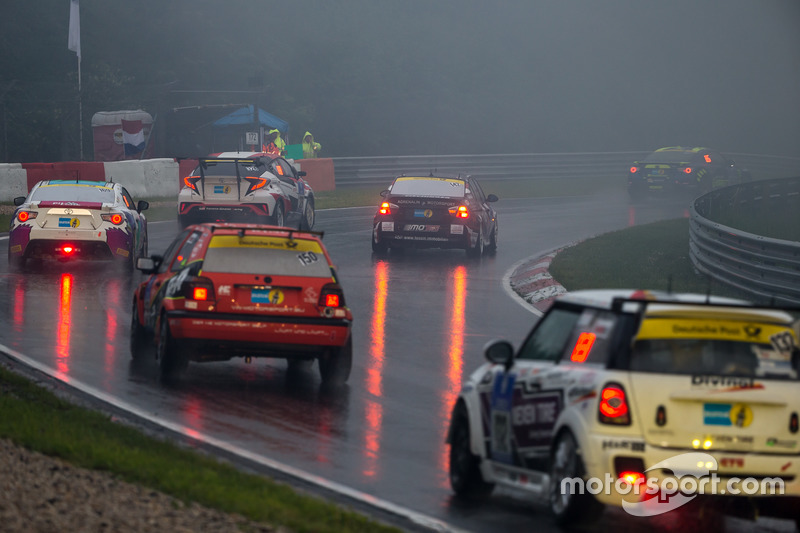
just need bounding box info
[3,0,799,159]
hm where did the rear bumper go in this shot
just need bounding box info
[178,203,271,222]
[8,225,133,261]
[165,310,351,359]
[373,220,474,249]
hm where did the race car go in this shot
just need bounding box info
[177,151,315,231]
[8,180,149,270]
[447,289,800,527]
[371,174,499,256]
[130,222,352,384]
[627,146,751,199]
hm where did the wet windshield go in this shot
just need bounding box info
[31,183,116,203]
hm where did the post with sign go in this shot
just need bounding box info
[246,131,259,151]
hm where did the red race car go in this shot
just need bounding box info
[130,223,352,383]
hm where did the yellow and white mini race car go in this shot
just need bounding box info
[447,289,800,527]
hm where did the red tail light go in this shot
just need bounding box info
[184,176,201,193]
[598,383,631,425]
[17,211,36,222]
[379,202,391,215]
[619,471,645,485]
[683,167,693,174]
[449,205,469,218]
[102,213,124,225]
[244,176,269,195]
[182,277,215,302]
[319,283,345,308]
[630,166,639,174]
[61,245,75,255]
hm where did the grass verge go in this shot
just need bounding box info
[0,364,400,533]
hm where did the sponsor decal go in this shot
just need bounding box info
[490,372,516,463]
[10,245,21,253]
[766,438,797,449]
[413,209,435,218]
[217,285,232,296]
[691,375,757,389]
[303,286,318,304]
[252,288,284,305]
[403,224,440,232]
[213,185,231,194]
[703,403,753,427]
[58,217,81,228]
[381,221,394,232]
[115,248,130,257]
[450,224,464,235]
[601,440,646,452]
[719,457,744,468]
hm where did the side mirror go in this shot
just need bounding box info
[137,200,149,212]
[136,257,156,273]
[487,194,499,202]
[380,189,390,198]
[484,339,514,371]
[13,196,25,206]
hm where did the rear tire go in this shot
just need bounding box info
[272,203,285,227]
[319,337,352,385]
[449,403,494,499]
[372,232,389,254]
[466,229,483,258]
[7,253,24,272]
[486,224,498,255]
[300,199,315,230]
[157,314,186,380]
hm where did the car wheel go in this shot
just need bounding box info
[7,253,24,272]
[272,203,285,227]
[372,232,389,254]
[449,403,494,499]
[486,224,498,255]
[300,199,315,231]
[157,314,185,380]
[129,300,148,360]
[549,431,604,526]
[319,336,352,385]
[466,228,483,258]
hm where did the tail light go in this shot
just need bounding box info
[630,166,639,174]
[184,175,201,193]
[379,202,391,215]
[319,283,346,308]
[58,244,77,256]
[244,176,269,195]
[614,458,646,486]
[683,167,693,174]
[181,277,215,302]
[598,383,631,425]
[448,205,469,219]
[101,213,124,225]
[17,211,37,222]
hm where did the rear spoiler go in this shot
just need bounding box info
[209,225,325,240]
[610,296,800,315]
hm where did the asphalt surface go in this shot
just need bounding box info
[1,189,795,532]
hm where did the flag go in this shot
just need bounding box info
[122,119,145,156]
[68,0,81,59]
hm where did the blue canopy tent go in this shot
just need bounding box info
[213,105,289,135]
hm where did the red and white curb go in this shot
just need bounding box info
[503,244,577,317]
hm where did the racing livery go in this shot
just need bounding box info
[447,289,800,527]
[178,152,315,231]
[130,223,352,383]
[372,174,499,256]
[628,146,750,199]
[8,180,148,270]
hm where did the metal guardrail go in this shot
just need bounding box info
[689,176,800,305]
[331,152,800,187]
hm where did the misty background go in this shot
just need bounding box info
[1,0,798,162]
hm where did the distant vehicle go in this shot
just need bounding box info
[627,147,750,199]
[177,152,315,231]
[8,180,148,270]
[447,289,800,527]
[371,174,499,256]
[130,222,352,384]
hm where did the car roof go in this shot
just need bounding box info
[206,151,277,160]
[393,174,469,182]
[557,289,795,324]
[38,180,116,188]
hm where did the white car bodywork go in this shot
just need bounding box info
[449,289,800,525]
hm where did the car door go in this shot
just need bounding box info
[120,186,144,253]
[270,157,300,212]
[142,229,194,329]
[467,178,495,242]
[484,304,583,470]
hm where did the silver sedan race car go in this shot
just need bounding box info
[8,180,149,270]
[177,152,315,230]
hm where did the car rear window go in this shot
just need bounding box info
[389,177,466,198]
[643,151,701,164]
[196,160,268,178]
[203,235,333,278]
[31,184,116,203]
[629,317,799,380]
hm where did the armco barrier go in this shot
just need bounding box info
[104,159,180,198]
[689,176,800,305]
[22,162,106,191]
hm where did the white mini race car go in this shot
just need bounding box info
[177,152,315,230]
[447,289,800,527]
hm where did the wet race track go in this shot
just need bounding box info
[0,189,794,533]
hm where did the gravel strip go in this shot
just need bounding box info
[0,438,284,533]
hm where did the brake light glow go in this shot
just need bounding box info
[193,287,208,301]
[17,211,31,222]
[62,245,75,255]
[683,167,692,174]
[598,383,631,425]
[319,283,346,309]
[184,176,201,193]
[619,471,645,486]
[449,205,469,218]
[325,294,340,307]
[102,213,124,225]
[569,332,596,363]
[630,166,639,173]
[379,202,391,215]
